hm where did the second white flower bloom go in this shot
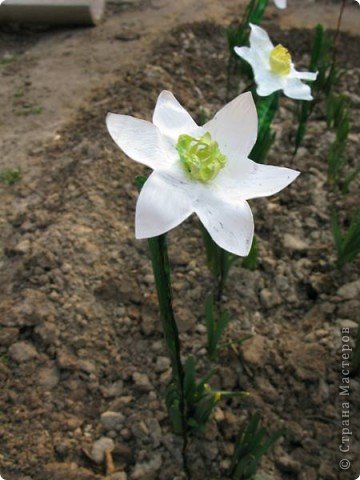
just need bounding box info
[235,23,318,101]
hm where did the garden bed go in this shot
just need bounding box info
[0,16,359,480]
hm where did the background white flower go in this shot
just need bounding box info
[235,24,317,101]
[273,0,287,8]
[107,91,299,256]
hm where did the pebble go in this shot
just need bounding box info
[276,454,301,473]
[130,453,162,480]
[34,322,59,345]
[101,411,125,431]
[9,341,38,363]
[141,314,155,336]
[259,288,282,309]
[13,239,31,255]
[132,372,152,392]
[154,356,170,373]
[289,343,326,381]
[283,233,308,253]
[147,418,162,447]
[101,380,124,398]
[241,335,268,367]
[37,365,60,389]
[90,437,114,464]
[337,280,360,300]
[338,319,359,330]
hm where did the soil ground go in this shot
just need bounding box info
[0,1,360,480]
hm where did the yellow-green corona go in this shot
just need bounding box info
[269,44,292,76]
[176,132,227,182]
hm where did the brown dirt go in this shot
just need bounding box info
[0,1,360,480]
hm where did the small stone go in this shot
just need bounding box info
[1,289,56,327]
[147,418,162,447]
[101,380,124,398]
[57,350,79,370]
[337,280,360,300]
[213,407,225,422]
[256,376,279,402]
[109,473,127,480]
[259,288,282,309]
[131,454,162,480]
[241,335,268,367]
[133,372,152,392]
[276,455,301,473]
[338,319,359,330]
[289,343,326,381]
[283,234,308,253]
[131,420,149,439]
[15,239,32,255]
[101,412,125,431]
[34,322,59,345]
[0,327,19,346]
[78,359,96,374]
[90,437,114,464]
[9,341,37,363]
[38,365,60,389]
[154,356,170,373]
[177,307,196,333]
[141,313,155,336]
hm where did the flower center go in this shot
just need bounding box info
[176,132,227,182]
[269,44,291,75]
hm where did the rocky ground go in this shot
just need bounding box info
[0,2,360,480]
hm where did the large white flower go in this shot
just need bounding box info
[106,91,299,256]
[235,24,317,101]
[273,0,287,8]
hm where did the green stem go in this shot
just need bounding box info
[147,234,190,479]
[216,248,227,304]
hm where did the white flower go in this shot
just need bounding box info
[235,24,317,101]
[106,91,299,256]
[273,0,287,8]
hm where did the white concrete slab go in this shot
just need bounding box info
[0,0,106,25]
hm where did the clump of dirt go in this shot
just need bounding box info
[0,16,359,480]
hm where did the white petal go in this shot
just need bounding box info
[255,70,284,97]
[283,77,313,101]
[216,159,300,201]
[152,90,199,141]
[195,193,254,257]
[234,46,268,82]
[290,69,318,81]
[234,46,256,67]
[204,92,258,165]
[106,113,175,170]
[135,170,193,239]
[249,23,274,60]
[273,0,287,8]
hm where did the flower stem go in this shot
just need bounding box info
[216,248,227,304]
[147,234,191,480]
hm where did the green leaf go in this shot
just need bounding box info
[250,94,278,164]
[229,413,283,479]
[332,210,360,268]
